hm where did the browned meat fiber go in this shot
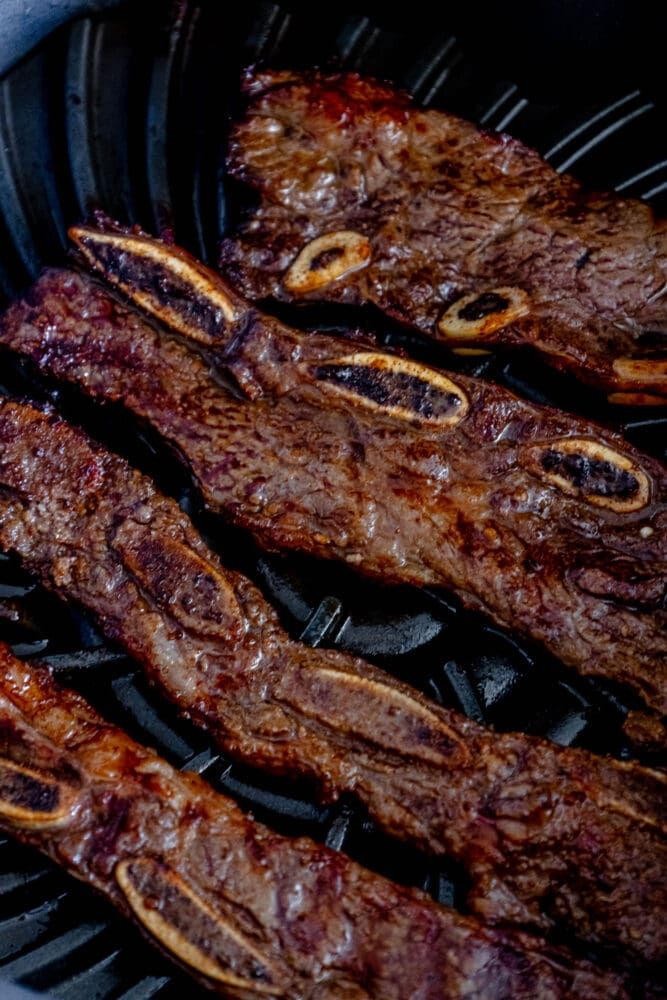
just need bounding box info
[0,398,664,974]
[2,647,632,1000]
[220,69,667,404]
[1,224,665,720]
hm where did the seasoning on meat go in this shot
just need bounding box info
[0,398,664,971]
[220,69,667,402]
[1,646,632,999]
[2,226,664,718]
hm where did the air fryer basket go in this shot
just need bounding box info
[0,2,665,996]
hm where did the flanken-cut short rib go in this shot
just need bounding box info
[1,225,664,718]
[220,69,667,403]
[1,646,633,999]
[0,399,664,972]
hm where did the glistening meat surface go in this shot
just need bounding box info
[220,69,667,403]
[1,227,665,717]
[0,399,664,971]
[2,646,629,999]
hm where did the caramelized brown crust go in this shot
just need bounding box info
[2,647,635,999]
[0,399,664,971]
[220,69,667,400]
[1,232,665,716]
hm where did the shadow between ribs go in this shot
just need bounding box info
[1,645,634,999]
[0,398,663,972]
[220,69,667,403]
[0,222,664,719]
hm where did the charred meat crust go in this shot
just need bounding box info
[0,399,664,969]
[0,248,665,718]
[220,69,667,400]
[1,647,636,999]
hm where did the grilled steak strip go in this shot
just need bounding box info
[1,227,665,716]
[0,399,664,970]
[2,647,631,1000]
[220,69,667,403]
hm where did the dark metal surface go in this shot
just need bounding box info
[0,1,665,996]
[0,0,124,77]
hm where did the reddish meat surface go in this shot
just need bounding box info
[220,69,667,402]
[1,228,665,718]
[0,399,664,972]
[2,646,632,999]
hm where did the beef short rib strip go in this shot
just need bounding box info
[220,69,667,403]
[1,226,665,717]
[3,648,629,1000]
[0,400,664,971]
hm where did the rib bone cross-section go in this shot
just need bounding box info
[220,69,667,403]
[0,222,664,718]
[0,398,664,970]
[2,645,636,999]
